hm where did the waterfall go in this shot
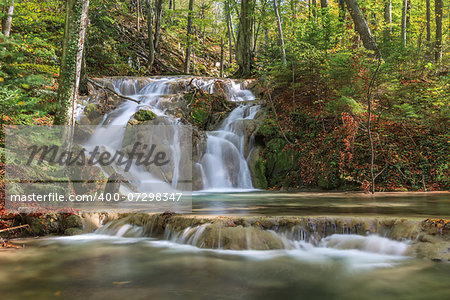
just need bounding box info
[200,104,260,190]
[93,216,410,256]
[81,77,260,192]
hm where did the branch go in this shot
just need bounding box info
[87,79,140,104]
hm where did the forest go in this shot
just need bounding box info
[0,1,449,298]
[0,0,449,213]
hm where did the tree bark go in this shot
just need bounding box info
[235,0,253,77]
[225,0,233,64]
[320,0,328,9]
[1,0,14,37]
[383,0,391,41]
[273,0,286,66]
[54,0,90,126]
[146,0,155,71]
[153,0,164,51]
[220,38,224,77]
[311,0,317,19]
[435,0,443,62]
[183,0,194,74]
[344,0,380,56]
[401,0,407,47]
[426,0,431,42]
[137,0,141,31]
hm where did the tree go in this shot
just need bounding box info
[54,0,90,125]
[273,0,286,66]
[1,0,14,37]
[401,0,407,48]
[146,0,155,71]
[225,0,234,64]
[183,0,194,74]
[137,0,141,31]
[153,0,164,51]
[344,0,380,56]
[383,0,391,41]
[426,0,431,43]
[235,0,253,77]
[435,0,443,62]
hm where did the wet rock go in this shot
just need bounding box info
[64,228,84,236]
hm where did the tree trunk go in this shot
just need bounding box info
[435,0,443,62]
[220,38,224,77]
[1,0,14,37]
[311,0,317,19]
[273,0,286,66]
[235,0,253,77]
[54,0,90,126]
[320,0,329,50]
[153,0,164,51]
[426,0,431,42]
[401,0,407,47]
[225,0,233,64]
[383,0,391,41]
[344,0,380,56]
[147,0,155,71]
[183,0,194,74]
[137,0,141,31]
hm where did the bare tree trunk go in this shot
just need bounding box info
[220,38,224,77]
[273,0,286,66]
[137,0,141,31]
[153,0,164,51]
[54,0,90,126]
[383,0,391,41]
[435,0,443,62]
[426,0,431,42]
[146,0,155,71]
[311,0,317,19]
[401,0,407,48]
[235,0,253,77]
[320,0,329,50]
[225,0,233,64]
[183,0,194,74]
[344,0,380,56]
[1,0,14,37]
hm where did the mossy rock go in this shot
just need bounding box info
[62,215,83,230]
[84,103,103,121]
[134,109,156,122]
[253,158,268,189]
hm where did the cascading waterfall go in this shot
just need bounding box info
[200,104,260,190]
[93,217,410,262]
[82,77,260,192]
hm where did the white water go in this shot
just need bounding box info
[49,222,410,271]
[81,77,260,191]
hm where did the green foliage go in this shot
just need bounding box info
[324,96,364,117]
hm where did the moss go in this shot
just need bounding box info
[264,139,295,188]
[253,158,268,189]
[134,109,157,122]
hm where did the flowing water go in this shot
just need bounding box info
[1,230,449,300]
[1,193,449,299]
[82,76,260,192]
[1,78,448,299]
